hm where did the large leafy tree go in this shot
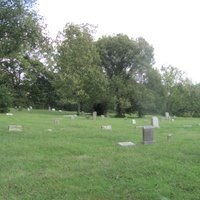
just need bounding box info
[0,0,52,108]
[55,23,108,115]
[96,35,155,117]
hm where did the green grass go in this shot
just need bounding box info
[1,110,200,200]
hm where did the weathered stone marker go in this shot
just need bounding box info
[142,126,154,144]
[101,125,112,130]
[8,125,22,132]
[93,111,97,120]
[118,141,135,147]
[132,119,136,125]
[151,116,159,128]
[165,112,170,120]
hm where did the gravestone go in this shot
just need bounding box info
[142,126,154,144]
[151,116,159,128]
[101,115,105,118]
[132,119,136,124]
[165,112,170,119]
[93,111,97,120]
[52,108,56,111]
[167,134,172,141]
[54,119,60,124]
[8,125,22,132]
[6,113,13,116]
[118,141,135,147]
[101,125,112,130]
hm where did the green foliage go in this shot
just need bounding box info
[96,35,155,117]
[56,23,108,114]
[0,86,11,113]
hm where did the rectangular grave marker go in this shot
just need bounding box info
[8,125,22,132]
[101,125,112,130]
[142,126,154,144]
[151,116,159,128]
[118,141,135,147]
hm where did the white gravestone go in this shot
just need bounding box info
[93,111,97,120]
[132,119,136,124]
[165,112,170,120]
[118,141,135,147]
[6,113,13,116]
[101,125,112,130]
[151,116,159,128]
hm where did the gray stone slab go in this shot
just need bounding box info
[101,125,112,130]
[142,126,154,144]
[118,141,135,147]
[8,125,22,132]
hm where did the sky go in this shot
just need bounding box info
[37,0,200,83]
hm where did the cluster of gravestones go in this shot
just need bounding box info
[7,111,181,147]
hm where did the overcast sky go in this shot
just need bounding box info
[37,0,200,83]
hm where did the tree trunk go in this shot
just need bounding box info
[77,101,80,115]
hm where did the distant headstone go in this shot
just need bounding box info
[47,129,52,132]
[118,141,135,147]
[48,106,51,111]
[6,113,13,116]
[101,115,105,118]
[151,116,159,128]
[167,134,172,141]
[59,110,62,112]
[171,118,174,122]
[165,112,170,119]
[8,125,22,132]
[132,119,136,124]
[54,119,60,124]
[93,111,97,120]
[142,126,154,144]
[27,108,30,112]
[52,108,56,111]
[101,125,112,130]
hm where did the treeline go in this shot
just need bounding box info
[1,0,200,117]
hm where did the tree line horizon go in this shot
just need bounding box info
[1,0,200,117]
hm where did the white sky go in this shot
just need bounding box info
[37,0,200,83]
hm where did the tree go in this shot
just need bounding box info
[160,65,185,114]
[0,0,52,107]
[55,23,108,115]
[96,35,155,117]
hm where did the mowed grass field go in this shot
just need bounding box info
[1,110,200,200]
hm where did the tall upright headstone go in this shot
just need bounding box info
[142,126,154,144]
[93,111,97,120]
[151,116,159,128]
[165,112,170,120]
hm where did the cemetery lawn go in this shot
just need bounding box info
[1,110,200,200]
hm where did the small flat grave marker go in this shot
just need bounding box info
[118,141,135,147]
[8,125,22,132]
[101,125,112,130]
[6,113,13,116]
